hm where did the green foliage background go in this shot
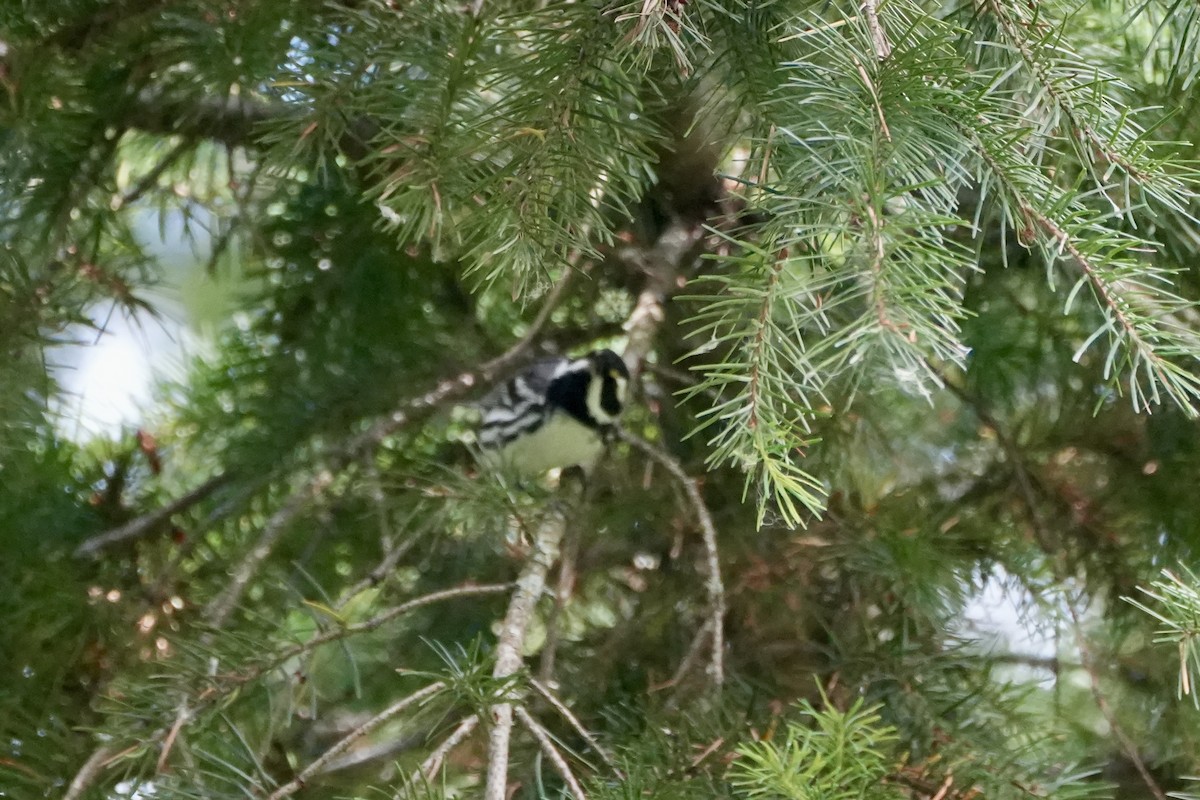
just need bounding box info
[3,0,1200,798]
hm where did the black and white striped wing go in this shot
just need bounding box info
[477,357,566,450]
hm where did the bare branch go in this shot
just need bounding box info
[529,678,622,779]
[203,468,336,628]
[660,619,714,708]
[514,705,588,800]
[484,511,567,800]
[621,219,703,375]
[116,138,195,208]
[63,744,118,800]
[266,682,446,800]
[409,715,481,788]
[619,430,725,689]
[74,473,232,558]
[861,0,891,60]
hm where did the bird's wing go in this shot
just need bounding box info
[477,357,566,448]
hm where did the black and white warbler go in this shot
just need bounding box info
[477,349,630,475]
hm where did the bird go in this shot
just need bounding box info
[476,348,630,475]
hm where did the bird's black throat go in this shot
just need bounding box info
[546,370,605,429]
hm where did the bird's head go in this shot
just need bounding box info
[582,348,630,426]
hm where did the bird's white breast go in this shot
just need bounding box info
[481,409,605,475]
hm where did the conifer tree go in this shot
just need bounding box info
[4,1,1200,799]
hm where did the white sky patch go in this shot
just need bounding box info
[50,300,192,441]
[959,564,1072,688]
[50,207,219,442]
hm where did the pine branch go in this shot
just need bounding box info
[123,88,379,160]
[66,584,509,792]
[1125,568,1200,704]
[970,122,1200,415]
[981,0,1194,212]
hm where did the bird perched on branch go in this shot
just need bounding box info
[476,349,630,475]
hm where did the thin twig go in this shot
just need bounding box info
[333,505,427,612]
[278,583,512,664]
[203,468,336,628]
[529,678,622,779]
[313,729,426,775]
[619,430,725,689]
[116,138,194,208]
[63,745,117,800]
[853,57,892,142]
[484,510,567,800]
[155,702,189,772]
[74,473,232,558]
[520,264,585,354]
[659,619,714,707]
[266,682,445,800]
[408,714,480,788]
[514,706,588,800]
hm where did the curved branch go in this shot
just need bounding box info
[266,682,445,800]
[619,429,725,690]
